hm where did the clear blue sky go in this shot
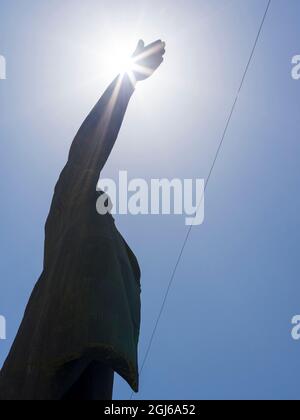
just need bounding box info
[0,0,300,400]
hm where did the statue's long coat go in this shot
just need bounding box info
[0,75,141,400]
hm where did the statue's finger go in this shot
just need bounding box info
[145,40,165,54]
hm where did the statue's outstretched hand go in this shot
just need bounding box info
[132,39,166,81]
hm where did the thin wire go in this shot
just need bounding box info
[130,0,272,400]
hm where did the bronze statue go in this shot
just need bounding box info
[0,40,166,400]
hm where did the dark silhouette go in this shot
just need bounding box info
[0,40,166,400]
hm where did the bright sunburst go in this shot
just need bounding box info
[98,38,137,80]
[106,49,134,76]
[91,37,163,84]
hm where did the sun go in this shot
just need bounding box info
[107,50,134,76]
[100,39,136,79]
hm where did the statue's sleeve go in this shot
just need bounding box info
[53,74,135,205]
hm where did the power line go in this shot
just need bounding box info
[131,0,272,400]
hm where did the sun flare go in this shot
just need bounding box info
[107,51,134,76]
[98,39,137,80]
[92,37,161,83]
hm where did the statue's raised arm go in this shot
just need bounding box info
[44,39,165,268]
[54,40,166,202]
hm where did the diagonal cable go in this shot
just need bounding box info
[130,0,272,400]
